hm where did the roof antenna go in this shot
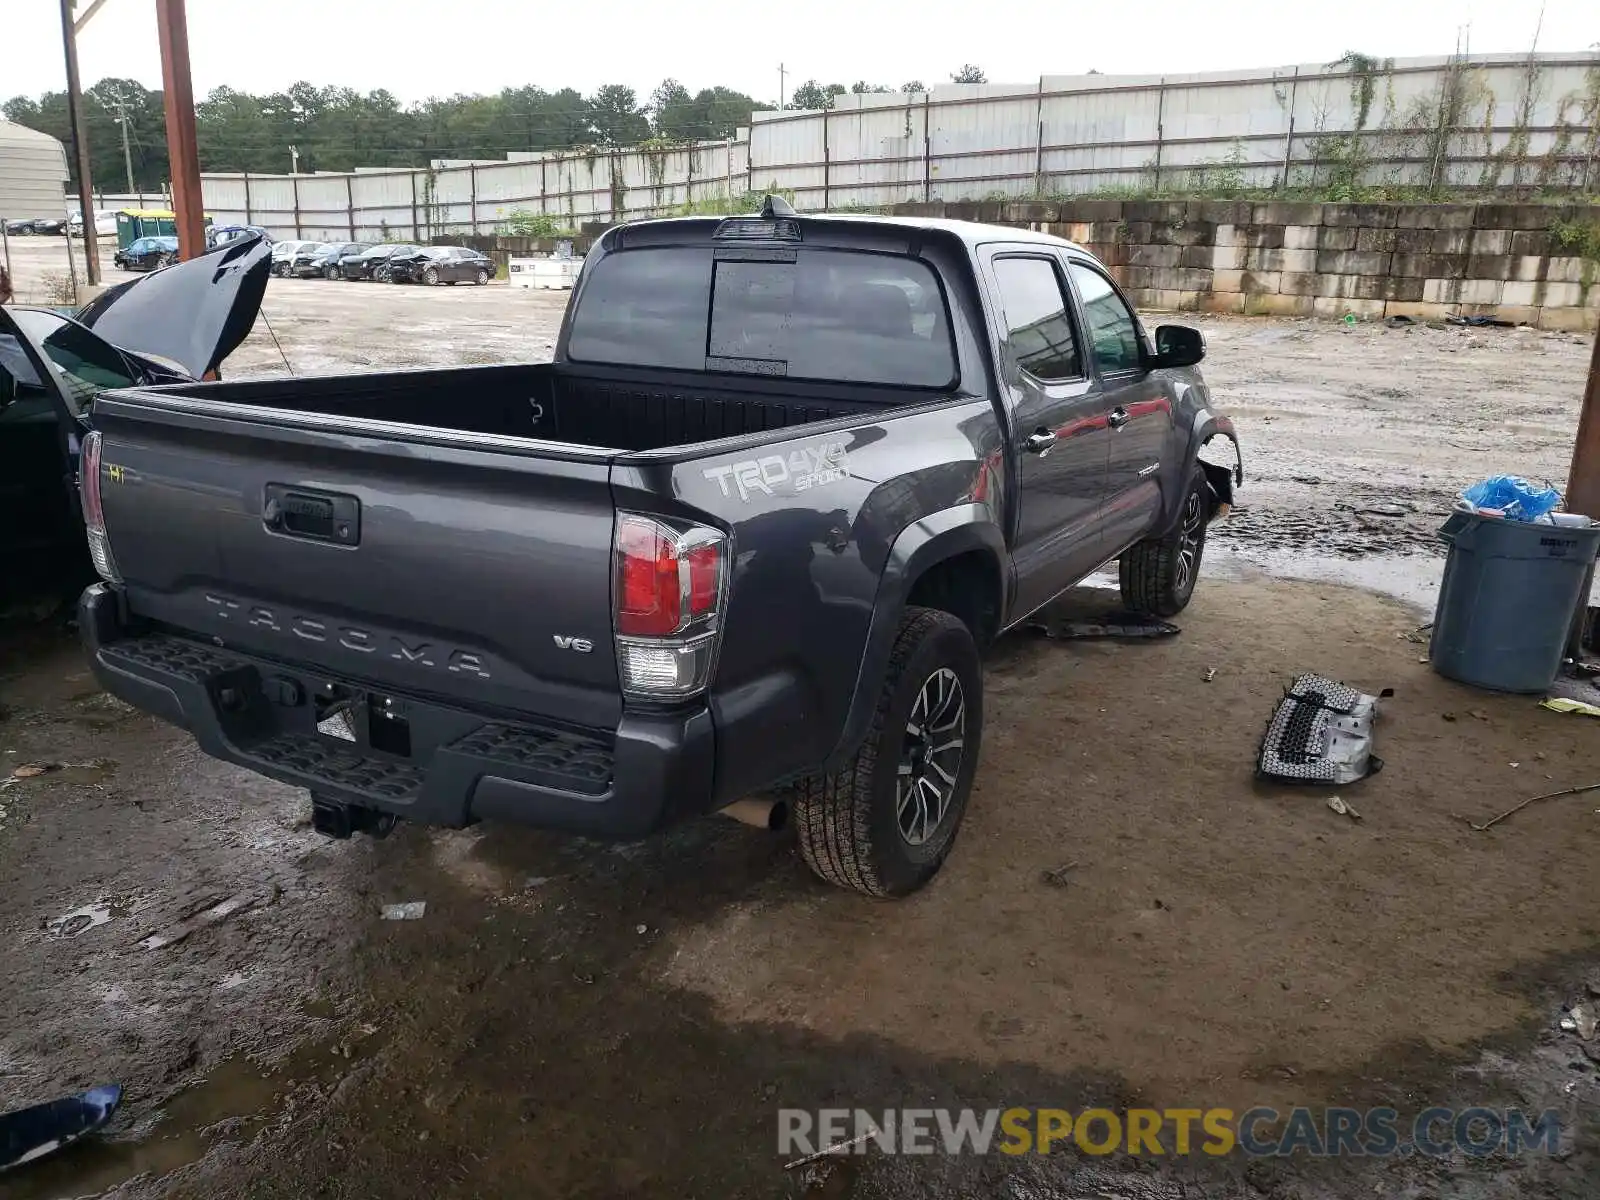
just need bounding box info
[256,308,294,377]
[760,194,796,218]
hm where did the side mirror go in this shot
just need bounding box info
[1150,324,1205,369]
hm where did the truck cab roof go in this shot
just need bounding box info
[602,210,1089,257]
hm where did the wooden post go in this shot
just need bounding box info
[1281,67,1300,190]
[345,175,354,238]
[60,0,101,284]
[1566,328,1600,520]
[468,164,477,236]
[410,171,419,240]
[290,175,300,238]
[243,171,252,224]
[1033,77,1045,196]
[154,0,205,261]
[1152,78,1166,192]
[822,109,830,211]
[923,94,932,202]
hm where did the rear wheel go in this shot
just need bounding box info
[475,268,489,285]
[792,607,981,896]
[1119,465,1211,617]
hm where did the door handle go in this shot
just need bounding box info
[1107,407,1130,429]
[1025,429,1057,454]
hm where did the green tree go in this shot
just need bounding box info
[851,82,890,94]
[951,64,987,84]
[587,84,648,147]
[790,80,847,110]
[901,80,927,93]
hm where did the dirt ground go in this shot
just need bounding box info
[3,237,1600,1198]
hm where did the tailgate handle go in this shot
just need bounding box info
[263,485,360,546]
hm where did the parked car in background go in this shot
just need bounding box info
[267,240,319,276]
[113,236,180,272]
[31,217,68,236]
[300,242,368,279]
[389,245,495,286]
[286,243,330,277]
[211,225,273,252]
[4,218,33,236]
[341,243,414,282]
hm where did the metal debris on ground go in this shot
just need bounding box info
[380,902,427,921]
[1466,780,1600,832]
[1326,796,1362,821]
[1203,668,1217,682]
[784,1125,882,1171]
[1028,613,1180,641]
[1257,674,1388,786]
[1403,623,1433,644]
[1041,861,1080,887]
[0,1084,123,1172]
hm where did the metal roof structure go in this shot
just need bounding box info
[0,120,70,222]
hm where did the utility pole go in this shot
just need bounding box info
[155,0,206,260]
[290,144,300,174]
[59,0,101,285]
[114,94,135,194]
[779,63,787,111]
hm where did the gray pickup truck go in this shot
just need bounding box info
[76,204,1240,896]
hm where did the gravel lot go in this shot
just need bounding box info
[3,236,1599,1199]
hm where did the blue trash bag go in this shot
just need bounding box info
[1460,475,1562,522]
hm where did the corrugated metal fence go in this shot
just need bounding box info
[198,53,1600,239]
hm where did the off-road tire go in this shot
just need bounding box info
[1119,464,1210,617]
[792,607,981,897]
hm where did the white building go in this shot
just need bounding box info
[0,120,70,223]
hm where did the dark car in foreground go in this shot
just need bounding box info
[300,242,368,279]
[0,235,271,602]
[388,245,495,285]
[339,243,413,282]
[113,236,180,272]
[71,200,1241,897]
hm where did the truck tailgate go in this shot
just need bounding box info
[91,391,623,732]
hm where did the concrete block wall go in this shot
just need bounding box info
[902,199,1600,331]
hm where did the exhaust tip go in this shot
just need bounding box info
[720,797,788,832]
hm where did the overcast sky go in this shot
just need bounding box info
[5,0,1595,106]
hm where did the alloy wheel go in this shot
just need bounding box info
[1176,488,1205,595]
[896,667,966,846]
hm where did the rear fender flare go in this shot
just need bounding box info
[825,503,1006,770]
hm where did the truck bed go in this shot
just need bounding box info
[150,362,899,452]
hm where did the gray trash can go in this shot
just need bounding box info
[1430,509,1600,693]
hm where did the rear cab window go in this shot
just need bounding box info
[567,246,956,389]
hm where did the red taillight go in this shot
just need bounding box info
[617,517,681,637]
[81,430,105,532]
[614,513,726,638]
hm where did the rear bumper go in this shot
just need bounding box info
[79,585,715,839]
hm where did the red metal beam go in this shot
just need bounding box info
[155,0,205,260]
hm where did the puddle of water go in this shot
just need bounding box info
[4,1030,385,1200]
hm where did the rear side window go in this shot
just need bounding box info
[568,246,956,388]
[992,256,1081,382]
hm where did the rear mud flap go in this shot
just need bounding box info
[1257,673,1389,786]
